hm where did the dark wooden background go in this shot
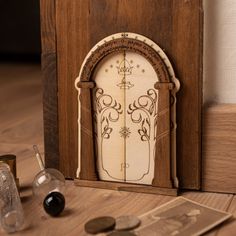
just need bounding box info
[0,0,41,57]
[41,0,203,190]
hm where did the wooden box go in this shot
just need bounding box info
[40,0,203,191]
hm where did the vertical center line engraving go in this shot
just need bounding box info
[123,50,127,182]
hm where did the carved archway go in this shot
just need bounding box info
[75,32,180,191]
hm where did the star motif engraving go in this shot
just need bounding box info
[119,127,131,138]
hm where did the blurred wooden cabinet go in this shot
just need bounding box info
[40,0,203,190]
[0,0,41,56]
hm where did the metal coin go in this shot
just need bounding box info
[84,216,116,234]
[107,231,137,236]
[115,215,141,231]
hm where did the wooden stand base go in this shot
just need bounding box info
[74,179,178,196]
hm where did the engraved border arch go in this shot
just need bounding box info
[75,32,180,189]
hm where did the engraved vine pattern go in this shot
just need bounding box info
[94,88,123,180]
[127,89,158,142]
[94,88,123,139]
[127,89,158,179]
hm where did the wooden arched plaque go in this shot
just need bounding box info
[75,32,180,195]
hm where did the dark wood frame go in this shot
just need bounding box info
[40,0,203,190]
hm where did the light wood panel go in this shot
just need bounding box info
[202,104,236,193]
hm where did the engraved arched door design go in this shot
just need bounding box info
[92,52,159,184]
[75,33,180,188]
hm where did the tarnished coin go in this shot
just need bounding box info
[107,231,137,236]
[115,215,141,231]
[84,216,116,234]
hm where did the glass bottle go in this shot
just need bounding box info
[0,163,24,233]
[32,145,65,216]
[32,145,65,198]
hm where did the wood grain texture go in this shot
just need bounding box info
[40,0,60,170]
[0,63,44,187]
[6,184,234,236]
[16,183,176,236]
[172,0,203,189]
[77,38,171,84]
[216,196,236,236]
[1,64,235,236]
[182,191,233,211]
[44,0,203,187]
[41,53,59,169]
[75,180,177,196]
[77,81,96,89]
[79,88,97,180]
[202,104,236,193]
[76,36,175,189]
[40,0,56,53]
[152,88,172,188]
[55,0,84,177]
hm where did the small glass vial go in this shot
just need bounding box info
[32,145,65,198]
[32,146,65,216]
[32,168,65,198]
[0,163,24,233]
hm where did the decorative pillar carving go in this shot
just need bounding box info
[152,82,174,188]
[77,81,97,180]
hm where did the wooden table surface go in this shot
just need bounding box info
[0,63,235,236]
